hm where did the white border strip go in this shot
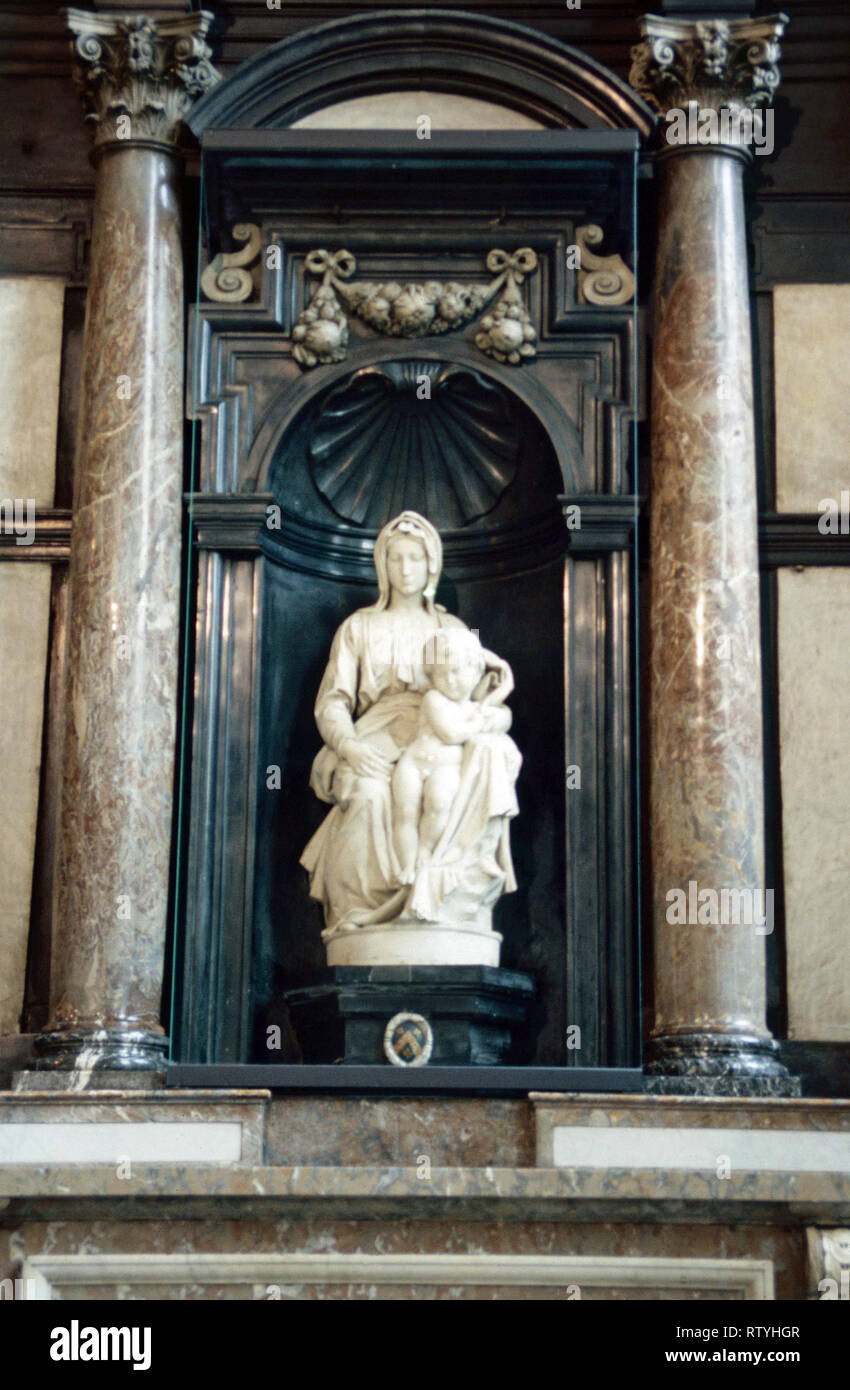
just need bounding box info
[18,1251,774,1300]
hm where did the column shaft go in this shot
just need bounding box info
[649,148,778,1081]
[40,146,182,1067]
[37,9,218,1069]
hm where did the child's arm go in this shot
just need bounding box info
[476,650,514,707]
[480,704,512,734]
[423,689,485,744]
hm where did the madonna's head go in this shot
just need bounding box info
[371,511,442,611]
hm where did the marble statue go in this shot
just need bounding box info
[300,511,521,966]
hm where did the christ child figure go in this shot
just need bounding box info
[392,626,512,884]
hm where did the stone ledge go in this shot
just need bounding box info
[1,1161,850,1226]
[531,1092,850,1115]
[0,1088,270,1102]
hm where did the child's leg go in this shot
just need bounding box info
[392,755,423,882]
[419,764,461,859]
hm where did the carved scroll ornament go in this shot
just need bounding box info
[576,226,636,307]
[199,224,263,303]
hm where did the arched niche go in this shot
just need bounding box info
[251,355,569,1064]
[245,341,584,502]
[291,91,545,131]
[188,9,654,136]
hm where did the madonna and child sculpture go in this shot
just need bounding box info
[300,511,521,967]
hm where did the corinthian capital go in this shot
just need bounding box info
[630,13,788,116]
[66,8,220,149]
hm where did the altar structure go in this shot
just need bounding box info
[0,0,849,1302]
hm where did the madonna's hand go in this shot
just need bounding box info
[341,738,393,780]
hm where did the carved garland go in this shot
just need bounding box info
[291,247,539,368]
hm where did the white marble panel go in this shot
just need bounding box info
[0,565,53,1033]
[0,277,64,506]
[0,277,64,1036]
[0,1121,243,1164]
[778,567,850,1040]
[551,1125,850,1172]
[293,91,544,130]
[774,284,850,512]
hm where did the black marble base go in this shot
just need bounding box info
[33,1028,169,1072]
[778,1041,850,1099]
[645,1074,801,1097]
[645,1031,801,1097]
[283,966,535,1067]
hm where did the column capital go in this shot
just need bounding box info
[630,12,788,118]
[66,7,220,150]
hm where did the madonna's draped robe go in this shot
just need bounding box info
[301,606,520,941]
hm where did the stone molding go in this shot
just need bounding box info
[66,8,219,149]
[806,1227,850,1299]
[630,13,788,117]
[16,1250,776,1300]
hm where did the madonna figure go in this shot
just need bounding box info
[300,510,521,966]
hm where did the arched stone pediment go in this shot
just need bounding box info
[188,8,654,136]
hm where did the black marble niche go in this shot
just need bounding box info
[251,365,567,1064]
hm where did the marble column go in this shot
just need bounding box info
[36,12,218,1069]
[630,14,797,1093]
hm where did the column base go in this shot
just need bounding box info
[645,1031,801,1097]
[34,1027,168,1072]
[13,1069,166,1093]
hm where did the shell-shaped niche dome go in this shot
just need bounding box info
[308,360,521,530]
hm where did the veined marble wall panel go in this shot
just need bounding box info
[0,567,53,1033]
[778,567,850,1040]
[0,276,64,1034]
[293,92,544,130]
[3,1216,804,1299]
[0,278,64,506]
[774,284,850,512]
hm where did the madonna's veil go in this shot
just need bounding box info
[367,511,443,613]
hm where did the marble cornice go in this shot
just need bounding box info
[65,7,220,150]
[630,12,789,117]
[3,1161,850,1227]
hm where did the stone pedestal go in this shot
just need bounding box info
[35,12,218,1070]
[284,966,535,1066]
[630,14,797,1095]
[326,925,502,969]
